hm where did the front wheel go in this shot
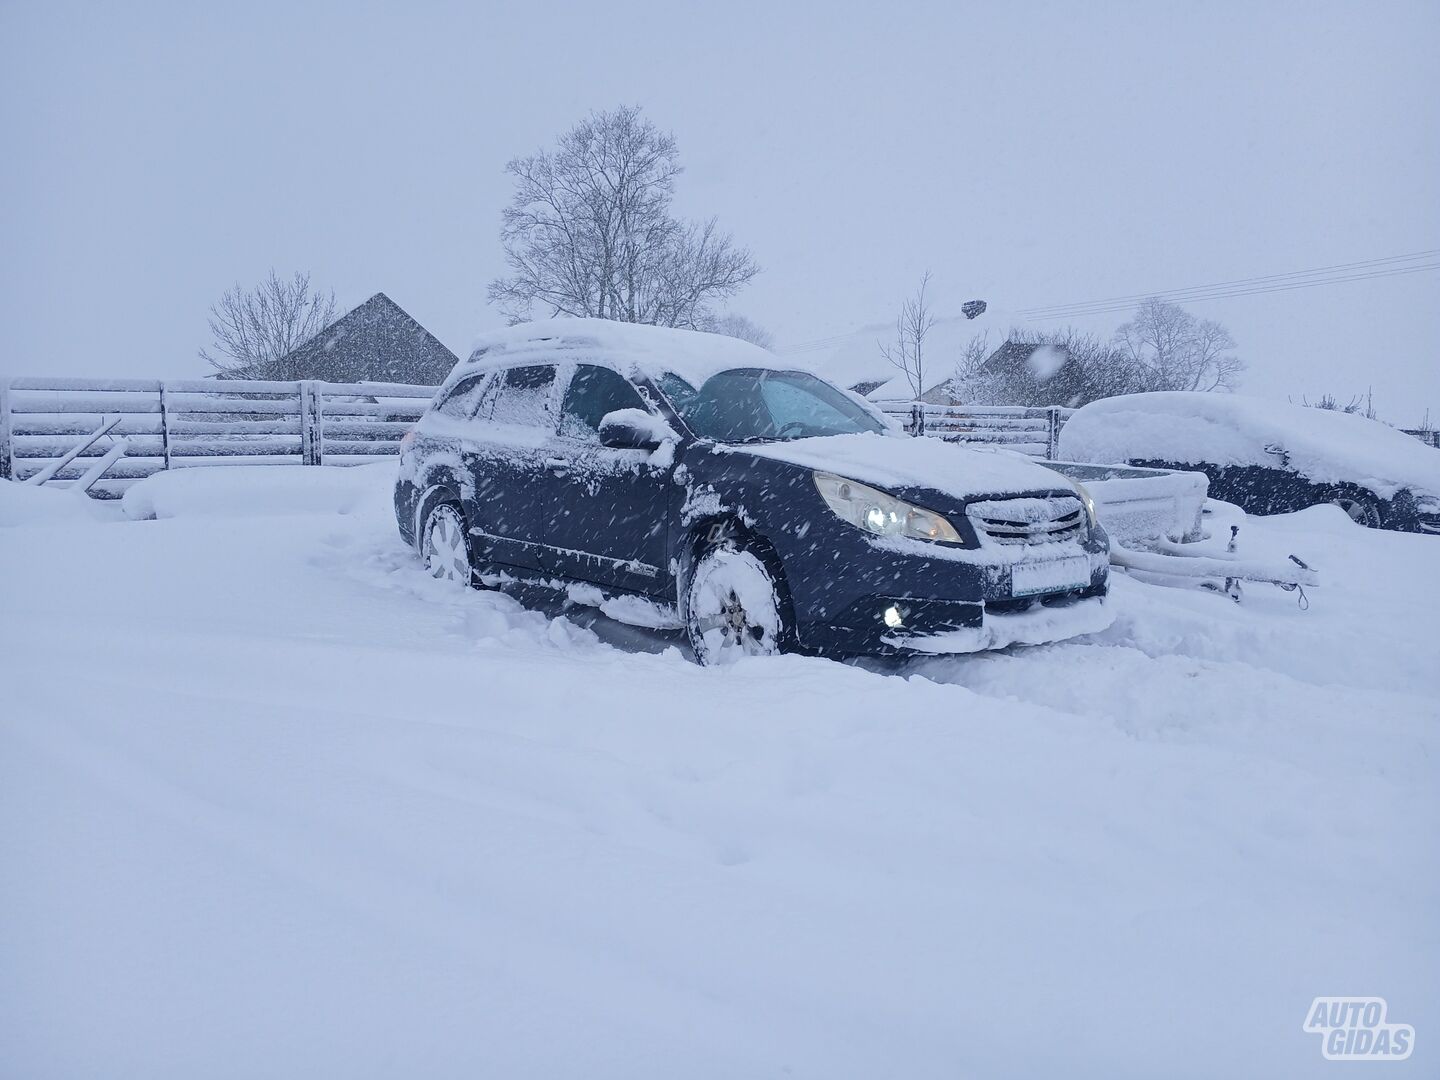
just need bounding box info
[421,502,474,586]
[685,546,785,665]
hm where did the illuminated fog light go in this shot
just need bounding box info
[882,605,904,629]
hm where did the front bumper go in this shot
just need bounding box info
[881,592,1113,654]
[794,556,1111,657]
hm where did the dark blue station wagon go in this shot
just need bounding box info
[396,320,1111,663]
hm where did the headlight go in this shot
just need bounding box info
[812,472,965,544]
[1068,478,1099,528]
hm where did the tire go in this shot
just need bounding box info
[1328,491,1382,529]
[421,502,474,587]
[685,544,786,665]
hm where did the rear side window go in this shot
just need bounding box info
[434,373,492,419]
[559,364,648,441]
[490,365,557,429]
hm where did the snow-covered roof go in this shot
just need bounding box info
[1058,392,1440,499]
[451,318,792,391]
[778,305,1031,399]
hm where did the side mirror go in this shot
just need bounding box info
[599,408,676,451]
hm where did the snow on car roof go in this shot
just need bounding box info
[450,318,795,390]
[1058,392,1440,499]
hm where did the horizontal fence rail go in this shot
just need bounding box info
[877,402,1075,459]
[0,377,438,497]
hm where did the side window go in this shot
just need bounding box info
[489,365,557,429]
[434,373,492,419]
[559,364,648,441]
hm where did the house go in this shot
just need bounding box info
[225,293,460,385]
[795,300,1034,405]
[977,339,1071,383]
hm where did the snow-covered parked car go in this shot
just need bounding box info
[1044,460,1209,548]
[1058,392,1440,534]
[395,319,1112,662]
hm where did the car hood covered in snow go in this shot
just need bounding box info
[734,432,1073,500]
[1058,392,1440,500]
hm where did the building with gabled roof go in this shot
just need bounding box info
[225,293,459,385]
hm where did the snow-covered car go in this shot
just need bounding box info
[395,320,1112,662]
[1058,392,1440,533]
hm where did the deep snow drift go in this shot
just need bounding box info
[1,464,1437,1079]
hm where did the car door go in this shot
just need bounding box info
[462,363,558,573]
[537,363,674,596]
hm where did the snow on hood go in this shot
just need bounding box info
[452,318,791,392]
[733,432,1073,500]
[1058,392,1440,500]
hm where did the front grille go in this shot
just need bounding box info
[967,496,1086,546]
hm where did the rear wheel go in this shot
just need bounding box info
[1329,491,1382,529]
[422,502,473,586]
[685,545,785,664]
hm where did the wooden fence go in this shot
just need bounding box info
[0,377,438,497]
[877,402,1074,459]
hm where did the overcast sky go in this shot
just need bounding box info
[2,0,1437,423]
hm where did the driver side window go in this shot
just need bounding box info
[559,364,648,442]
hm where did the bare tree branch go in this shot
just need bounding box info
[702,312,774,349]
[1113,298,1244,393]
[488,106,759,328]
[200,271,337,379]
[879,272,936,400]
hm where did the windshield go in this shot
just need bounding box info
[658,368,886,443]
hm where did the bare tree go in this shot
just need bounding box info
[703,312,773,350]
[1114,298,1243,392]
[879,273,937,400]
[200,271,337,379]
[488,106,759,328]
[948,330,992,396]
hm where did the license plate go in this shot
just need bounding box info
[1011,556,1090,597]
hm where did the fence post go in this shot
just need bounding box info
[910,401,926,438]
[1046,406,1060,460]
[0,382,12,480]
[158,383,172,470]
[299,381,324,465]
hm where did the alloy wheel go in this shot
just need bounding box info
[686,547,783,664]
[424,504,472,585]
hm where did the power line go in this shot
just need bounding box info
[1019,261,1440,322]
[1016,249,1440,318]
[775,249,1440,355]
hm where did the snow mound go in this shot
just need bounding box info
[0,479,118,528]
[1058,392,1440,499]
[122,463,398,520]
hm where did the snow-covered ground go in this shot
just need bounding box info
[2,464,1437,1079]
